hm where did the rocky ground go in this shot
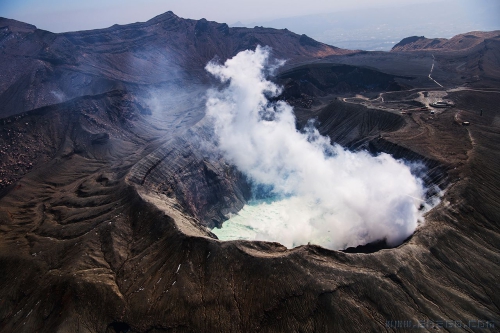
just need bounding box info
[0,13,499,333]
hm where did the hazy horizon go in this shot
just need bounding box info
[1,0,437,31]
[1,0,499,51]
[243,0,500,50]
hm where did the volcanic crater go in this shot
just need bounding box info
[0,13,499,333]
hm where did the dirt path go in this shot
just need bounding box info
[429,54,444,88]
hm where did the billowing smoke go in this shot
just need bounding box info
[206,46,429,250]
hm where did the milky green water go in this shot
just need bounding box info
[211,201,270,240]
[211,198,334,248]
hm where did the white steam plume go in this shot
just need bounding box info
[206,46,426,250]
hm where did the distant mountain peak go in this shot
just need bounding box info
[392,36,426,49]
[391,30,500,52]
[147,10,179,23]
[230,21,246,27]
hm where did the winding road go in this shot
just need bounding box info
[429,54,444,87]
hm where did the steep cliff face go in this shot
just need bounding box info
[126,131,251,229]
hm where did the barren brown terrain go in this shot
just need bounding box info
[0,12,499,333]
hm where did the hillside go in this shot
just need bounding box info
[391,30,500,52]
[0,12,499,333]
[0,12,352,118]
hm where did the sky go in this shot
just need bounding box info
[247,0,500,50]
[2,0,498,50]
[2,0,440,32]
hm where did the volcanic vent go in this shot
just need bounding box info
[2,13,498,331]
[124,47,448,254]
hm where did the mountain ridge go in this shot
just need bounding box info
[0,11,499,333]
[0,12,353,118]
[391,30,500,52]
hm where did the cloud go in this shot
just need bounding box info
[206,46,430,250]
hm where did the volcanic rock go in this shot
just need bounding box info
[391,31,500,52]
[0,13,352,119]
[0,12,499,333]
